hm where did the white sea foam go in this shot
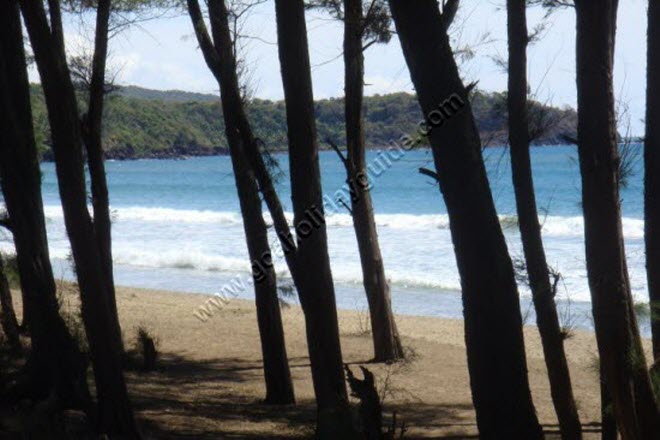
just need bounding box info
[81,243,461,291]
[37,203,649,305]
[43,204,645,238]
[540,215,644,239]
[45,205,244,225]
[112,248,250,273]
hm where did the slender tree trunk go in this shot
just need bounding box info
[0,0,90,409]
[645,0,660,362]
[274,1,358,437]
[0,254,22,353]
[387,2,544,438]
[226,131,296,405]
[82,0,124,358]
[343,0,403,363]
[20,1,140,437]
[574,1,660,438]
[506,1,581,438]
[186,0,295,405]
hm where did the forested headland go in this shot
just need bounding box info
[31,85,578,160]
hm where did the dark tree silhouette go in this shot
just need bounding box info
[0,0,90,410]
[273,0,358,437]
[645,0,660,362]
[309,0,403,362]
[574,1,660,438]
[506,1,581,438]
[79,0,124,359]
[341,0,402,363]
[387,1,544,438]
[186,0,294,404]
[20,0,140,436]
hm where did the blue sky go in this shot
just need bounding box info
[50,0,649,135]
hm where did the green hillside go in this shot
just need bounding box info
[31,85,577,160]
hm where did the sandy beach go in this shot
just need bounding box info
[35,283,649,439]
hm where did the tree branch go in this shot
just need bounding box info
[362,0,378,34]
[185,0,222,79]
[362,38,378,52]
[419,167,440,182]
[337,197,352,214]
[327,138,349,171]
[442,0,459,31]
[47,0,66,54]
[465,80,479,95]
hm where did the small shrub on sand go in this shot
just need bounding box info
[135,326,159,372]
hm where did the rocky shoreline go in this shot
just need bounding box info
[39,138,588,162]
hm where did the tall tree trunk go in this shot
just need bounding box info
[342,0,403,363]
[645,0,660,362]
[0,0,89,409]
[226,133,296,405]
[20,1,140,437]
[82,0,124,358]
[0,254,22,353]
[506,1,582,438]
[186,0,295,405]
[387,2,544,438]
[574,1,660,438]
[273,1,358,437]
[600,369,618,440]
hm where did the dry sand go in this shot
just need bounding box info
[14,283,657,438]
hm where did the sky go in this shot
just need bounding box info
[47,0,650,136]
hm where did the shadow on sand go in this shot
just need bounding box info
[128,352,605,439]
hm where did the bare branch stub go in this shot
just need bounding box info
[326,138,349,169]
[419,167,440,182]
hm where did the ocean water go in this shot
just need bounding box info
[0,145,652,331]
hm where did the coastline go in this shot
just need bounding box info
[37,142,582,163]
[50,259,616,335]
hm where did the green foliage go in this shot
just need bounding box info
[30,85,577,160]
[306,0,392,46]
[62,0,180,13]
[29,85,50,156]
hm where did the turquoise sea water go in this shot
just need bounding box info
[1,145,651,332]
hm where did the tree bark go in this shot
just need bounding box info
[273,1,358,437]
[0,0,90,409]
[645,0,660,362]
[506,1,582,438]
[20,1,140,437]
[82,0,124,359]
[342,0,403,363]
[186,0,295,405]
[0,254,22,353]
[574,1,660,438]
[600,370,618,440]
[387,2,544,438]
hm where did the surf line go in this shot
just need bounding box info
[193,93,465,322]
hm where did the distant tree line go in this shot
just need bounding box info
[29,85,578,160]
